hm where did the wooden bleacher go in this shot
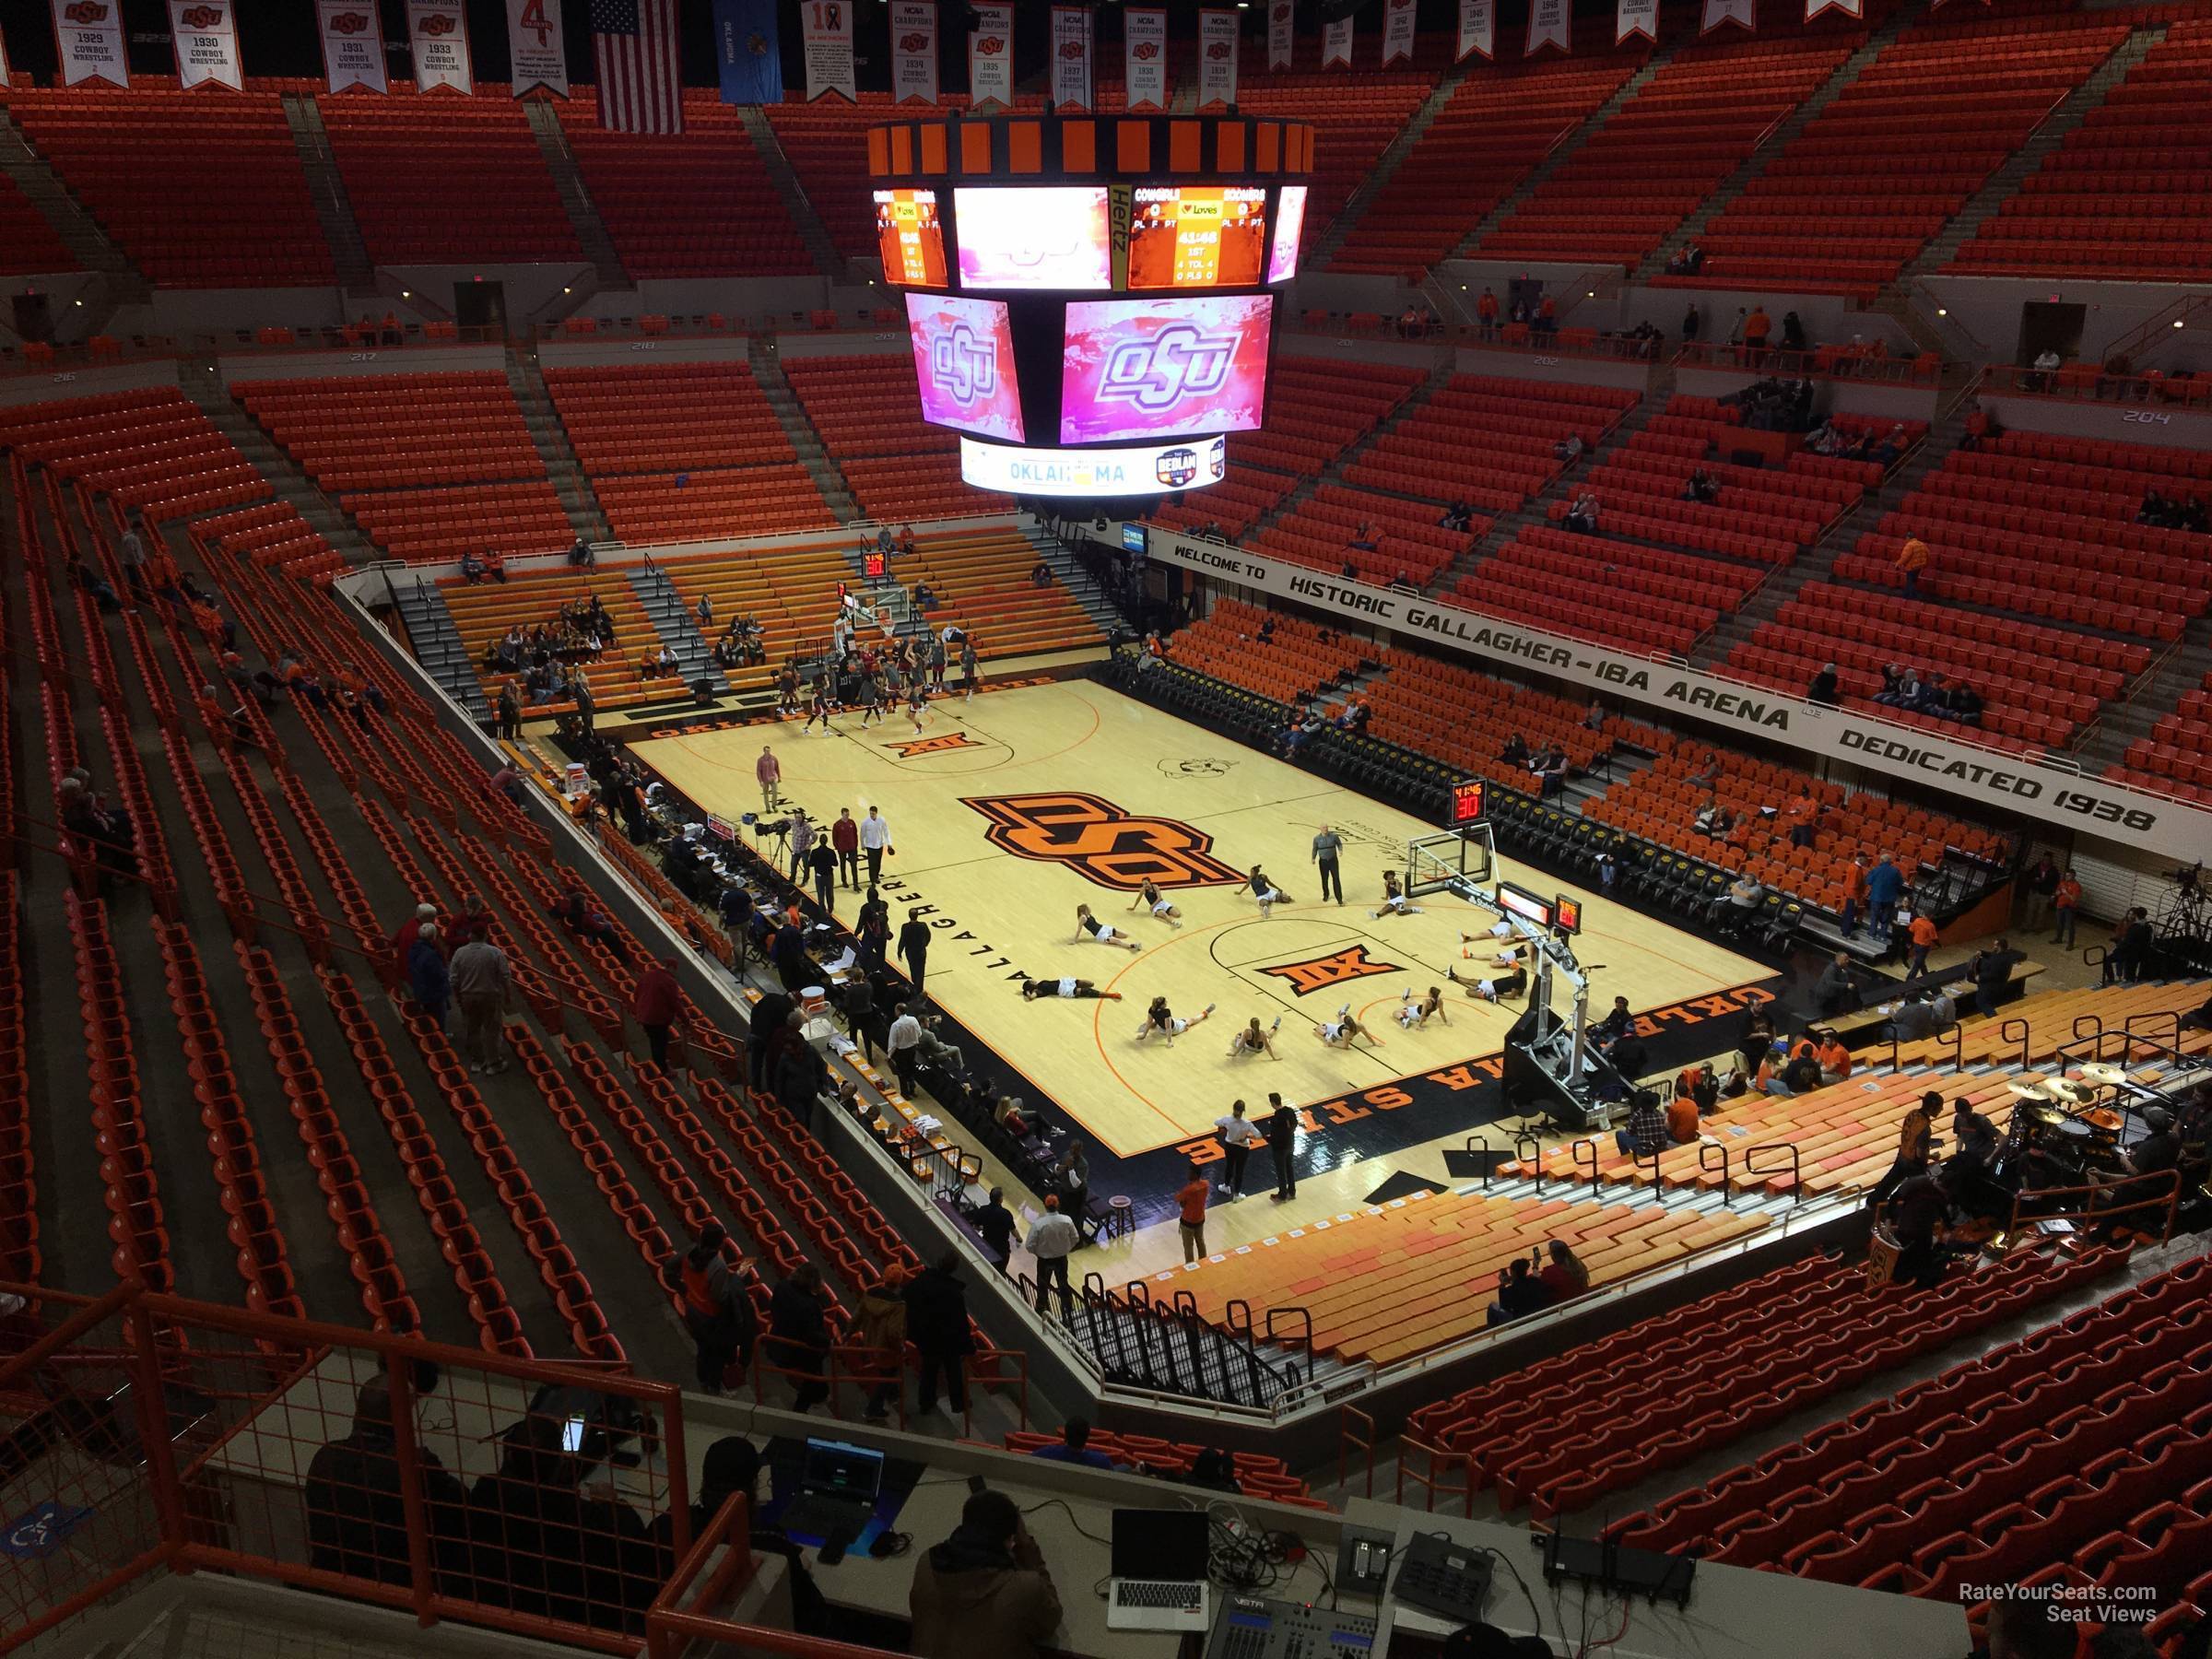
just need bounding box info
[441,569,701,714]
[1827,957,2046,1047]
[657,540,858,697]
[896,528,1106,662]
[1159,1187,1768,1368]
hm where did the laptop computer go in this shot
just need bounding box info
[773,1437,886,1542]
[1105,1508,1212,1632]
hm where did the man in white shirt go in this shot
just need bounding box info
[887,1002,924,1098]
[1026,1194,1079,1316]
[1214,1100,1265,1200]
[860,805,893,887]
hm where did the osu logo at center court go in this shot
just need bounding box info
[1101,324,1234,414]
[964,793,1241,892]
[1260,945,1405,997]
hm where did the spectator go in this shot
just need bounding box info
[1895,535,1930,597]
[634,956,682,1070]
[1680,302,1700,343]
[1617,1090,1667,1159]
[657,1439,827,1635]
[909,1489,1063,1659]
[1743,305,1771,363]
[1026,1194,1078,1316]
[1817,1030,1853,1085]
[1563,491,1600,534]
[1265,1091,1300,1200]
[2107,906,2154,983]
[1727,307,1747,347]
[1177,1162,1211,1264]
[1031,1418,1119,1470]
[766,1264,831,1413]
[903,1250,975,1416]
[1487,1256,1555,1326]
[407,924,450,1030]
[773,1012,828,1132]
[887,1002,924,1098]
[1865,854,1905,942]
[855,1265,909,1421]
[974,1186,1019,1273]
[2030,347,2062,392]
[306,1382,469,1587]
[1538,1240,1590,1300]
[1780,311,1807,354]
[1905,912,1940,978]
[1815,951,1857,1018]
[115,512,150,598]
[449,924,512,1076]
[1869,1092,1943,1206]
[1971,936,2025,1018]
[1807,662,1840,707]
[806,836,837,912]
[1476,287,1500,338]
[2052,868,2082,947]
[678,1223,758,1394]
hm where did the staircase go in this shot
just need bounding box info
[736,107,847,280]
[1307,60,1482,270]
[176,362,379,565]
[1451,44,1679,260]
[1241,359,1460,547]
[1634,0,1928,283]
[1903,24,2163,280]
[503,344,611,544]
[747,336,861,522]
[0,111,150,331]
[389,574,492,723]
[280,94,375,293]
[522,100,631,291]
[2073,628,2212,773]
[1022,523,1128,637]
[627,562,727,691]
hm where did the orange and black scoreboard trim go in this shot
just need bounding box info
[865,112,1315,182]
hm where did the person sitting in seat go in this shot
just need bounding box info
[1563,492,1600,534]
[1486,1255,1556,1326]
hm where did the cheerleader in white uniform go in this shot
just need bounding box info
[1127,878,1184,929]
[1314,1004,1382,1049]
[1235,864,1287,918]
[1135,995,1216,1045]
[1075,904,1143,952]
[1449,962,1529,1003]
[1396,986,1449,1029]
[1022,977,1121,1001]
[1370,870,1422,920]
[1226,1016,1282,1059]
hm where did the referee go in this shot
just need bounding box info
[1312,823,1345,905]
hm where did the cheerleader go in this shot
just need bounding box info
[1127,878,1184,929]
[1449,963,1528,1003]
[1235,864,1287,918]
[1135,996,1216,1045]
[1370,870,1422,920]
[1022,977,1122,1001]
[1314,1005,1381,1048]
[1226,1016,1281,1060]
[1075,904,1143,952]
[1396,986,1449,1029]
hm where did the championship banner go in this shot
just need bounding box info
[1458,0,1495,60]
[1702,0,1756,29]
[802,0,857,100]
[1124,6,1168,112]
[407,0,474,94]
[1527,0,1571,54]
[169,0,243,91]
[318,0,387,93]
[1806,0,1863,17]
[1050,5,1092,112]
[1322,17,1353,67]
[51,0,128,88]
[1617,0,1658,44]
[969,2,1014,107]
[1382,0,1418,65]
[1197,8,1238,109]
[507,0,567,98]
[890,0,937,104]
[1266,0,1293,69]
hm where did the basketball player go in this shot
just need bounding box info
[857,670,887,727]
[960,636,979,701]
[1235,865,1287,918]
[1127,878,1184,929]
[1314,1005,1381,1048]
[1226,1016,1281,1060]
[775,664,801,717]
[802,679,835,735]
[1449,963,1528,1003]
[1371,870,1422,920]
[1021,977,1122,1001]
[1075,904,1143,951]
[1135,996,1216,1045]
[1396,986,1449,1029]
[907,677,930,734]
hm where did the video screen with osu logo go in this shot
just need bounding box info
[1266,184,1308,284]
[874,188,947,288]
[953,185,1112,290]
[1059,294,1273,445]
[905,292,1026,444]
[1126,185,1267,289]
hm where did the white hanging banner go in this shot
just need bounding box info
[801,0,857,101]
[1266,0,1293,68]
[51,0,129,88]
[1197,8,1239,108]
[1050,5,1092,112]
[1457,0,1495,60]
[969,2,1014,107]
[1382,0,1417,65]
[317,0,387,93]
[506,0,567,98]
[1124,7,1168,111]
[1322,16,1353,67]
[1806,0,1862,18]
[1526,0,1571,54]
[0,19,8,84]
[1702,0,1756,29]
[407,0,475,93]
[890,0,937,104]
[1617,0,1658,43]
[169,0,243,91]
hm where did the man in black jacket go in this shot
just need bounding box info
[304,1382,469,1588]
[973,1187,1019,1273]
[767,1265,831,1413]
[1971,937,2026,1018]
[903,1251,975,1415]
[747,989,794,1088]
[772,1017,829,1132]
[899,909,932,989]
[1265,1092,1299,1200]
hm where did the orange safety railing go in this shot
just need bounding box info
[645,1490,903,1659]
[0,1279,696,1657]
[1983,361,2212,407]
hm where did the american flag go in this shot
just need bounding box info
[592,0,684,134]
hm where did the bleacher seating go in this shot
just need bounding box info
[1163,598,1371,707]
[1950,21,2212,279]
[441,569,694,714]
[320,89,580,265]
[2118,667,2212,801]
[554,95,812,276]
[1330,57,1636,274]
[0,388,269,523]
[781,352,1011,520]
[6,88,332,287]
[541,359,832,544]
[1475,36,1855,270]
[1237,63,1442,256]
[1658,15,2130,299]
[0,169,76,276]
[235,371,573,565]
[892,530,1107,661]
[1162,1183,1769,1369]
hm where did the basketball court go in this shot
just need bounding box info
[629,681,1774,1188]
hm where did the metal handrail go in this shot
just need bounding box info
[1571,1135,1602,1196]
[2001,1168,2183,1250]
[2000,1017,2031,1073]
[1514,1130,1546,1195]
[1698,1141,1732,1206]
[1743,1142,1803,1201]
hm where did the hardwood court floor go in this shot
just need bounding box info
[633,681,1767,1166]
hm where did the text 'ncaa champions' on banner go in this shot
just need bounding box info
[1138,528,2212,861]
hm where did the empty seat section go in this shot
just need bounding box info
[892,529,1106,661]
[781,352,1010,519]
[2117,665,2212,801]
[1239,60,1444,262]
[0,168,77,276]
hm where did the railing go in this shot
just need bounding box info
[645,1491,897,1659]
[1983,361,2212,407]
[1671,339,1940,385]
[1742,1142,1803,1201]
[2001,1168,2183,1250]
[1338,1404,1378,1500]
[1698,1140,1732,1204]
[2000,1017,2031,1073]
